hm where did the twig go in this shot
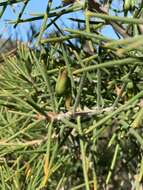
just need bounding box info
[88,0,129,38]
[0,136,48,147]
[42,106,114,122]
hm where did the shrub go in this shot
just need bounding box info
[0,0,143,189]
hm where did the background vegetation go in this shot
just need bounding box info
[0,0,143,189]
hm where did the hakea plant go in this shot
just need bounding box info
[0,0,142,190]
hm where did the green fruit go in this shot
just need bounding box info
[124,0,136,13]
[55,68,69,96]
[124,0,131,12]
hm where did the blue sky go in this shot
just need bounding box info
[0,0,51,41]
[0,0,117,42]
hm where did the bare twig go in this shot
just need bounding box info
[42,106,114,122]
[0,136,48,147]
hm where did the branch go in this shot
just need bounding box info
[88,0,129,38]
[0,136,48,147]
[36,106,114,122]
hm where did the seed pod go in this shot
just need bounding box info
[123,0,131,12]
[55,68,69,96]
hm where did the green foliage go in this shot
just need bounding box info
[0,0,143,189]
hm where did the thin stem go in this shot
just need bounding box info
[87,11,143,24]
[129,128,143,148]
[73,57,142,74]
[106,144,120,184]
[85,90,143,134]
[36,0,53,46]
[77,116,90,190]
